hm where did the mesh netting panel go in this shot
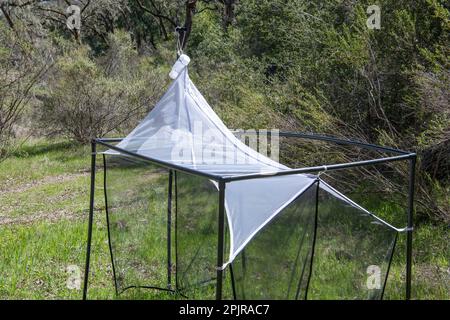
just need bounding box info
[104,154,170,292]
[257,133,403,299]
[278,135,409,227]
[175,171,219,299]
[231,182,318,300]
[307,187,398,299]
[103,135,400,300]
[320,162,408,230]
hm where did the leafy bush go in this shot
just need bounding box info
[0,22,47,157]
[1,0,448,222]
[38,32,167,143]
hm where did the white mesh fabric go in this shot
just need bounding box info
[107,64,375,265]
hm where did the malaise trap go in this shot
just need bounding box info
[83,55,416,300]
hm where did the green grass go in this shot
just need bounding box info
[0,139,448,300]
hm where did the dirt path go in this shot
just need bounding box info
[0,172,91,226]
[0,172,89,196]
[0,209,79,226]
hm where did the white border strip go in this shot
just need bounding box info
[319,180,404,232]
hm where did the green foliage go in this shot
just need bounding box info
[37,31,167,143]
[0,21,48,156]
[0,140,448,299]
[0,0,448,299]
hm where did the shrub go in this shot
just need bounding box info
[38,32,167,143]
[0,22,47,158]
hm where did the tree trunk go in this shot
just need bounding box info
[159,16,169,40]
[179,0,197,50]
[222,0,235,29]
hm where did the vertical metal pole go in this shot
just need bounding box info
[305,179,320,300]
[167,170,173,289]
[216,180,226,300]
[406,155,416,300]
[174,171,179,290]
[229,264,237,300]
[103,154,119,296]
[83,140,97,300]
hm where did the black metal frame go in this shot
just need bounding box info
[167,170,173,290]
[103,154,119,296]
[82,141,96,301]
[304,179,320,300]
[82,132,416,300]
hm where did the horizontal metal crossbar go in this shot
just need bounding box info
[95,131,416,184]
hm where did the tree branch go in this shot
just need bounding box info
[0,4,15,29]
[180,0,197,50]
[135,0,177,27]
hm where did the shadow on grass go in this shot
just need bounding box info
[10,140,83,158]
